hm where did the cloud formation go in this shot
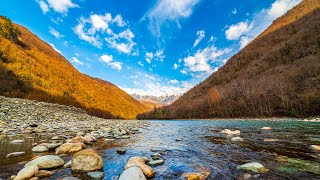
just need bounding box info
[100,54,122,70]
[193,30,205,47]
[37,0,78,14]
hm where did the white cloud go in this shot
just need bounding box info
[232,8,237,15]
[183,45,231,73]
[145,50,165,64]
[170,79,179,84]
[173,63,179,70]
[74,13,136,54]
[138,61,144,66]
[49,27,63,39]
[209,36,215,42]
[193,30,205,47]
[143,0,200,37]
[71,57,84,66]
[46,0,78,14]
[225,21,253,40]
[225,0,301,47]
[49,43,61,54]
[37,0,49,14]
[240,36,251,49]
[100,54,122,70]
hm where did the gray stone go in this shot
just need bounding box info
[6,152,25,158]
[147,159,165,166]
[87,171,104,180]
[119,167,147,180]
[25,155,64,169]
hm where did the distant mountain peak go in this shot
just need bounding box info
[131,93,180,105]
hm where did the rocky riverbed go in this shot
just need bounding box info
[1,96,320,180]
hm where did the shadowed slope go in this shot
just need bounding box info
[138,0,320,119]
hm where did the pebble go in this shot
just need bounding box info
[261,127,272,130]
[32,145,49,152]
[220,129,240,135]
[237,162,269,173]
[6,152,25,158]
[10,139,25,144]
[147,159,165,166]
[35,170,53,177]
[231,137,244,142]
[87,171,104,180]
[310,145,320,151]
[117,148,126,154]
[63,160,72,168]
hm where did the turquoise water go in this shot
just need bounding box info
[1,119,320,179]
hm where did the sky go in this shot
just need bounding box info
[0,0,301,96]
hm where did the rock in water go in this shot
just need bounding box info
[231,137,244,142]
[181,173,206,180]
[10,139,25,144]
[117,148,126,154]
[87,171,104,180]
[237,162,269,173]
[147,159,165,166]
[71,149,103,172]
[32,145,49,152]
[62,177,81,180]
[55,143,85,154]
[35,170,53,177]
[119,167,147,180]
[220,129,240,135]
[63,160,72,168]
[125,156,155,177]
[25,155,64,169]
[310,145,320,151]
[6,152,25,158]
[13,165,38,180]
[261,127,272,130]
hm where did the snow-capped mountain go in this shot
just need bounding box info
[131,93,180,105]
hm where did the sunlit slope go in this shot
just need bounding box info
[0,16,149,119]
[138,0,320,119]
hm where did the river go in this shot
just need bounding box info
[1,119,320,179]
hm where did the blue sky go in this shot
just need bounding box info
[0,0,301,95]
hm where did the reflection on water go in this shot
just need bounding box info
[1,119,320,179]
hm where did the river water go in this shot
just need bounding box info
[1,119,320,179]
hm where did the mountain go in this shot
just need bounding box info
[138,0,320,119]
[0,16,148,119]
[131,93,180,105]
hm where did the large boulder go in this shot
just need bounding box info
[119,167,147,180]
[13,165,38,180]
[125,157,155,177]
[71,149,103,172]
[55,143,85,155]
[25,155,64,169]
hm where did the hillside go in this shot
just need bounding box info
[0,16,149,119]
[138,0,320,119]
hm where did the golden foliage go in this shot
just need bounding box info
[0,16,148,119]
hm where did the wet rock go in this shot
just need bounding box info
[71,149,103,172]
[62,177,81,180]
[220,129,240,135]
[150,148,166,153]
[176,138,183,141]
[117,148,126,154]
[237,162,269,173]
[35,170,53,177]
[119,167,147,180]
[25,155,65,169]
[63,160,72,168]
[87,171,104,180]
[261,127,272,130]
[147,159,165,166]
[181,173,206,180]
[10,139,25,144]
[151,153,161,160]
[67,136,86,144]
[41,143,62,150]
[310,145,320,151]
[264,138,278,142]
[29,177,39,180]
[125,156,155,177]
[231,137,243,142]
[13,165,38,180]
[6,152,25,158]
[55,142,85,154]
[32,145,49,152]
